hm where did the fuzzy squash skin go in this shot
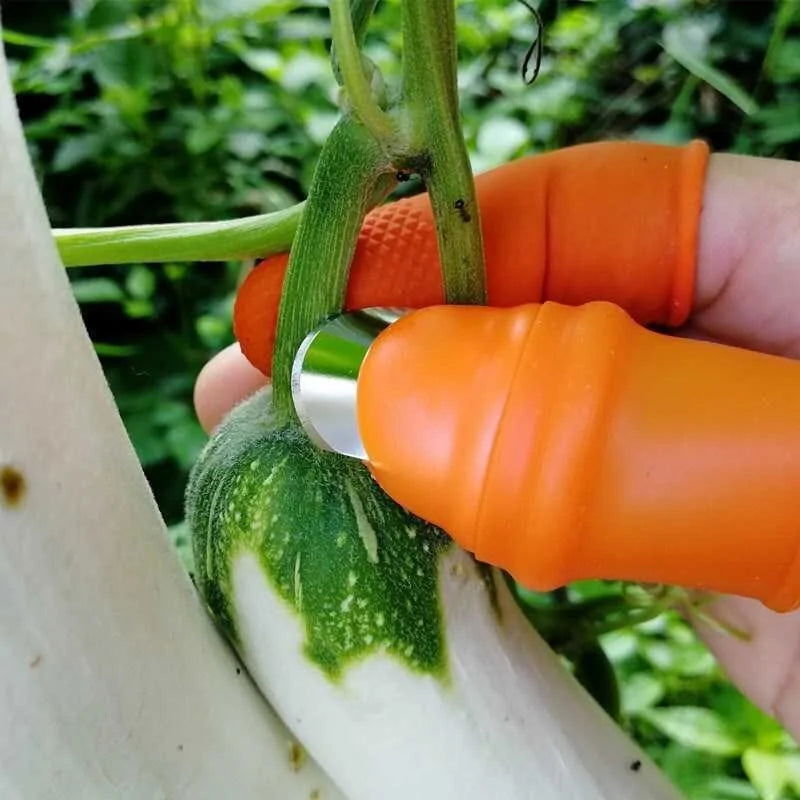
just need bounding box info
[187,389,450,680]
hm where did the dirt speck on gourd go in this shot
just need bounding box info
[1,465,25,508]
[289,740,306,772]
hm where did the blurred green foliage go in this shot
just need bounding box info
[595,582,800,800]
[4,0,799,796]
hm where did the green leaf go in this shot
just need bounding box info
[658,742,741,800]
[600,629,638,663]
[238,48,281,75]
[742,748,800,800]
[306,110,339,145]
[621,672,664,715]
[196,314,231,349]
[186,124,222,155]
[278,53,334,92]
[122,298,155,319]
[92,39,156,89]
[768,39,800,83]
[165,419,207,471]
[1,29,54,49]
[199,0,286,20]
[662,38,758,116]
[125,265,156,300]
[83,0,134,28]
[640,637,716,677]
[695,776,760,800]
[71,277,124,304]
[640,707,745,756]
[755,104,800,146]
[125,413,169,467]
[476,116,529,163]
[226,130,267,160]
[52,134,104,172]
[711,684,787,750]
[93,342,138,358]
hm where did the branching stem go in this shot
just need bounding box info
[330,0,395,143]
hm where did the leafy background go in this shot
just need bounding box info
[3,0,799,797]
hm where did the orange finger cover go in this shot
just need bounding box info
[235,140,709,375]
[358,302,800,612]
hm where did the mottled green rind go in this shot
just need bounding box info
[186,388,451,680]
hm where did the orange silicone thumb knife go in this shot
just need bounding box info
[237,140,709,375]
[296,302,800,613]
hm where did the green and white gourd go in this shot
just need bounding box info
[187,387,683,800]
[0,33,342,799]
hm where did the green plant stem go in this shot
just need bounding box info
[271,116,392,418]
[330,0,394,142]
[331,0,380,83]
[401,0,486,304]
[53,204,303,267]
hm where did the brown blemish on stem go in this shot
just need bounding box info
[1,466,25,508]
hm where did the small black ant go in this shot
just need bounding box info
[454,198,471,223]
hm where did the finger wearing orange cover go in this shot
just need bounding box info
[358,302,800,612]
[235,139,710,374]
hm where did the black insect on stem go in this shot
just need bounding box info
[517,0,544,86]
[454,198,471,223]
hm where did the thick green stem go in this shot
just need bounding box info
[271,117,391,418]
[401,0,486,304]
[54,204,302,267]
[330,0,394,142]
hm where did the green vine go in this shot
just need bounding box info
[400,0,486,304]
[54,205,302,267]
[331,0,380,83]
[330,0,395,143]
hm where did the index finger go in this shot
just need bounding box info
[691,153,800,358]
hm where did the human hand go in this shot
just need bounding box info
[193,151,800,739]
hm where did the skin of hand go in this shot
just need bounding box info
[194,152,800,739]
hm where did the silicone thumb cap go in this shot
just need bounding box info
[357,305,538,549]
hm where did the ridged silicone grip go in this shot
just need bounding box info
[235,140,710,374]
[358,303,800,612]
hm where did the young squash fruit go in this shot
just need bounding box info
[186,387,683,800]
